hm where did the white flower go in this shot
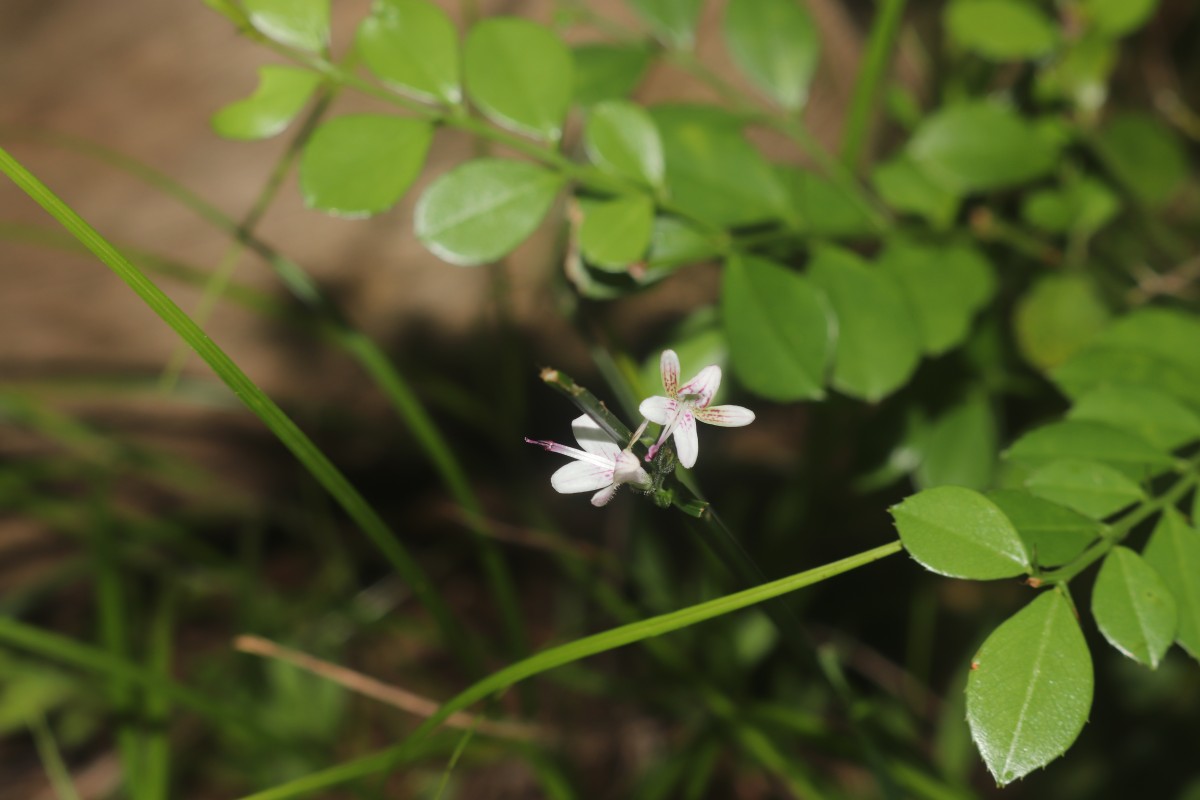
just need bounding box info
[526,415,652,507]
[638,349,755,469]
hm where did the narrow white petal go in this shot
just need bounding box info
[613,451,651,488]
[591,484,619,507]
[660,349,680,396]
[525,437,611,468]
[638,395,675,425]
[672,411,699,469]
[679,365,721,408]
[695,404,755,428]
[551,461,614,493]
[571,415,621,457]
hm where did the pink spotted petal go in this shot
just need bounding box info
[551,461,614,494]
[672,411,699,469]
[678,365,721,408]
[694,404,755,428]
[571,415,621,458]
[660,349,680,396]
[590,484,619,507]
[638,395,676,425]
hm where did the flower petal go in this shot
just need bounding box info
[613,451,651,487]
[571,415,621,457]
[678,365,721,408]
[591,484,619,507]
[638,395,676,425]
[695,404,756,427]
[660,349,680,396]
[672,411,699,469]
[525,437,611,468]
[551,461,614,494]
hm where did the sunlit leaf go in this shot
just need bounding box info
[244,0,330,52]
[300,115,433,216]
[1053,347,1200,412]
[579,195,654,270]
[416,159,563,266]
[945,0,1058,61]
[1093,546,1177,668]
[624,0,704,48]
[1080,0,1160,37]
[987,490,1100,567]
[872,155,959,227]
[722,254,833,402]
[1143,508,1200,661]
[585,101,664,188]
[1023,458,1144,519]
[1021,176,1120,235]
[1004,420,1173,481]
[357,0,461,104]
[464,18,572,141]
[808,247,921,402]
[723,0,818,110]
[211,66,321,141]
[892,486,1030,579]
[967,590,1093,785]
[1068,385,1200,451]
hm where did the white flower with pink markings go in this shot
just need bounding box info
[525,415,651,507]
[639,349,755,469]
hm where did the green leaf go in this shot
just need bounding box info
[891,486,1030,579]
[780,168,874,237]
[211,66,321,141]
[915,393,997,491]
[647,217,720,270]
[1021,176,1120,235]
[907,102,1058,193]
[722,254,833,402]
[871,155,959,227]
[1014,274,1110,371]
[299,115,432,217]
[966,590,1093,786]
[1080,0,1159,36]
[1024,459,1145,519]
[651,105,789,227]
[987,490,1100,567]
[1143,508,1200,661]
[945,0,1058,60]
[573,44,651,106]
[1004,420,1173,481]
[1093,308,1200,376]
[624,0,705,48]
[464,18,573,141]
[579,195,654,270]
[1068,385,1200,451]
[1093,546,1177,668]
[356,0,460,104]
[878,238,995,355]
[808,247,921,402]
[244,0,330,52]
[1095,113,1187,207]
[416,159,563,266]
[723,0,819,110]
[1054,346,1200,411]
[584,101,664,188]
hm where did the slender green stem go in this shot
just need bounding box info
[28,713,84,800]
[841,0,908,172]
[141,587,176,800]
[236,541,903,800]
[0,146,477,670]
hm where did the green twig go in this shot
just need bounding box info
[841,0,908,172]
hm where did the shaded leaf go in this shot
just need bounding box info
[1143,508,1200,661]
[357,0,460,104]
[891,486,1030,579]
[1024,459,1144,519]
[987,490,1100,567]
[647,216,720,268]
[1053,346,1200,411]
[723,0,819,110]
[967,590,1093,785]
[780,168,875,237]
[908,102,1058,193]
[624,0,704,48]
[579,195,654,270]
[1021,176,1120,235]
[872,155,959,227]
[1093,546,1177,668]
[244,0,330,52]
[808,247,921,402]
[212,66,321,141]
[1095,113,1187,207]
[722,254,833,402]
[464,18,572,141]
[416,159,563,266]
[573,44,652,106]
[1004,420,1173,480]
[945,0,1058,61]
[300,115,433,216]
[915,392,997,491]
[585,101,664,188]
[1014,274,1109,371]
[1080,0,1159,36]
[1068,385,1200,451]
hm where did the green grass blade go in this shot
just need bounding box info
[236,541,903,800]
[28,712,84,800]
[0,146,475,669]
[141,588,176,800]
